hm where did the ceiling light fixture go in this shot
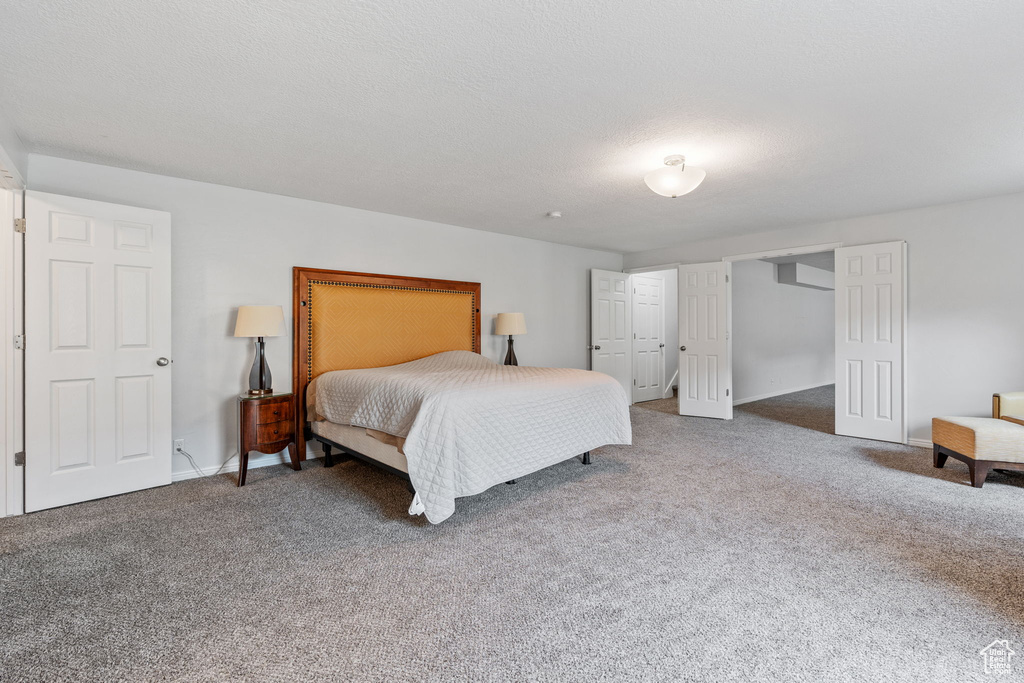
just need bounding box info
[644,155,706,198]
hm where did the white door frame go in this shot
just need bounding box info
[627,262,681,274]
[1,187,25,517]
[0,188,10,518]
[722,243,844,263]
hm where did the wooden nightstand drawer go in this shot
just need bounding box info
[257,401,293,424]
[257,420,293,444]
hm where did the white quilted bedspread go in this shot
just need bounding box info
[314,350,632,523]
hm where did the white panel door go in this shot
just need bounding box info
[25,191,172,512]
[590,269,632,399]
[834,241,906,443]
[632,273,666,402]
[678,262,732,419]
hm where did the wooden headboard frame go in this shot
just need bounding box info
[292,267,481,458]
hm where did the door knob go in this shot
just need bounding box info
[659,343,665,348]
[156,357,170,367]
[679,346,686,352]
[592,345,601,350]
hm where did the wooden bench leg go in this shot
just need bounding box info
[933,444,948,469]
[969,460,991,488]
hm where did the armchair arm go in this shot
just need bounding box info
[993,392,1024,422]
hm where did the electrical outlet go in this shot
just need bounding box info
[174,439,185,452]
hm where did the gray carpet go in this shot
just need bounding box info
[2,385,1023,682]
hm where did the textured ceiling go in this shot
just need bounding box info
[2,1,1023,253]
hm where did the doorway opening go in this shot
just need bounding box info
[731,251,836,433]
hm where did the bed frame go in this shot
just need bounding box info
[292,267,482,462]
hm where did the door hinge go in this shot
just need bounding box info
[14,451,25,466]
[725,274,729,283]
[14,218,26,233]
[726,389,730,397]
[13,334,24,350]
[633,379,637,385]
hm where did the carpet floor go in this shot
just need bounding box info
[2,385,1023,682]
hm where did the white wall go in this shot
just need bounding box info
[28,155,622,478]
[732,260,833,404]
[625,191,1024,442]
[0,109,27,185]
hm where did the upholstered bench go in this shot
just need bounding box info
[932,416,1024,488]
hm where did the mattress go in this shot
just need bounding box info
[310,420,409,473]
[312,350,632,524]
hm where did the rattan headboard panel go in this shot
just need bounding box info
[308,281,477,376]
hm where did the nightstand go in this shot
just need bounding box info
[238,392,300,486]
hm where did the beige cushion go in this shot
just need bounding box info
[933,416,1024,463]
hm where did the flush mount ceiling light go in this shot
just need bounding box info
[644,155,706,198]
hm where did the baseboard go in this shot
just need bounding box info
[907,438,932,449]
[171,450,317,482]
[732,382,834,407]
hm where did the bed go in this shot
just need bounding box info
[292,267,632,523]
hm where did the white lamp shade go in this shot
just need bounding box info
[495,312,527,336]
[234,305,284,337]
[644,165,707,198]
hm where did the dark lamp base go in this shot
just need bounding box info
[248,337,274,395]
[503,335,519,366]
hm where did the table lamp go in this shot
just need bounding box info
[495,312,527,366]
[234,305,284,395]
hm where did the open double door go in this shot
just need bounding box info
[592,240,907,444]
[588,270,669,406]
